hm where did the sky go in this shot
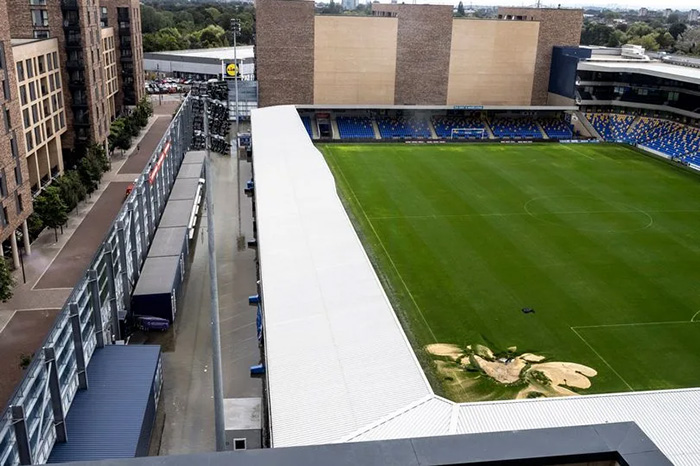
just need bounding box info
[389,0,698,12]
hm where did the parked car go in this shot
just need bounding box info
[136,316,170,331]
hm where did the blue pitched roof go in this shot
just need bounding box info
[48,345,161,463]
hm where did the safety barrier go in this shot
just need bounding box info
[0,96,194,466]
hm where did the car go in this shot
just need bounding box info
[136,316,170,331]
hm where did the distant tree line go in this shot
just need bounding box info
[580,9,691,53]
[141,2,254,52]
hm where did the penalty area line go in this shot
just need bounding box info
[573,320,700,330]
[570,326,635,392]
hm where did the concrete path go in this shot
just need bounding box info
[152,151,262,455]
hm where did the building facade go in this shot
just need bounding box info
[256,2,582,107]
[0,0,32,268]
[12,38,66,194]
[6,0,143,158]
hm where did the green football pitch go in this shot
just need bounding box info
[319,142,700,402]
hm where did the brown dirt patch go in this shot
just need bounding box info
[533,362,598,390]
[472,355,526,384]
[521,353,546,363]
[425,343,463,361]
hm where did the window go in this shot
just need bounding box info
[31,104,38,124]
[16,62,24,82]
[1,207,8,227]
[2,79,8,101]
[22,109,29,128]
[0,169,6,198]
[34,125,41,144]
[10,135,18,159]
[49,74,55,91]
[28,82,35,101]
[31,9,49,27]
[233,439,246,451]
[15,193,23,215]
[33,30,49,39]
[37,56,44,74]
[52,52,57,66]
[19,86,26,106]
[59,111,64,128]
[29,0,47,5]
[25,59,33,78]
[14,164,22,186]
[46,53,52,71]
[25,131,32,151]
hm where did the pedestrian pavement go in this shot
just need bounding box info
[0,112,173,407]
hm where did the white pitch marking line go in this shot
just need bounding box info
[573,320,700,330]
[368,209,700,221]
[570,326,635,392]
[691,311,700,323]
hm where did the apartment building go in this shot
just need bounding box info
[101,27,117,120]
[0,0,33,268]
[12,38,66,193]
[6,0,144,158]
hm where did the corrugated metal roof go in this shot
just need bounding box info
[159,200,195,228]
[133,256,180,296]
[169,178,200,201]
[48,345,160,463]
[176,164,204,180]
[182,151,206,165]
[148,227,187,258]
[252,106,432,448]
[343,389,700,465]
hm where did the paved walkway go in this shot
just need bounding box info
[0,113,172,407]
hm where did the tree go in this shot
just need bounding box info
[669,22,687,40]
[34,187,68,242]
[109,118,132,152]
[676,27,700,54]
[656,31,674,49]
[630,33,660,51]
[54,170,86,211]
[457,1,465,17]
[0,257,14,302]
[606,29,628,47]
[667,12,680,24]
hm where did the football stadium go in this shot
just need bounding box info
[4,1,700,466]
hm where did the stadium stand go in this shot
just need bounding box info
[432,116,487,139]
[489,117,542,139]
[539,118,574,139]
[377,117,431,139]
[586,113,635,141]
[301,116,313,138]
[585,112,700,162]
[644,124,700,158]
[336,117,376,139]
[625,117,679,145]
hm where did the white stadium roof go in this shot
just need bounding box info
[579,59,700,86]
[251,106,432,448]
[251,105,700,464]
[149,45,254,61]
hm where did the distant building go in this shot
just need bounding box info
[689,9,699,21]
[638,7,648,16]
[664,8,672,18]
[341,0,358,9]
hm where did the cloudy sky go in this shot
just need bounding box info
[397,0,696,11]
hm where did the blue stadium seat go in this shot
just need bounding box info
[301,116,313,138]
[377,117,431,139]
[336,117,376,139]
[489,117,542,139]
[432,116,487,139]
[539,118,573,139]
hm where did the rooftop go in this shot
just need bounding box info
[145,46,254,61]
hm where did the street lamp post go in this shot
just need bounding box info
[230,19,241,149]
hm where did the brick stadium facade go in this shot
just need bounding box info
[256,1,582,107]
[497,7,583,105]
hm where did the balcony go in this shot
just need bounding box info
[62,20,80,31]
[65,35,81,48]
[71,96,88,107]
[119,52,133,63]
[66,59,83,70]
[61,0,78,10]
[118,23,131,33]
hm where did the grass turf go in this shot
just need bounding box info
[319,142,700,401]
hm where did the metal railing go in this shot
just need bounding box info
[0,96,194,465]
